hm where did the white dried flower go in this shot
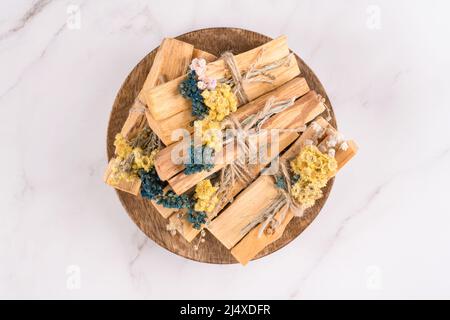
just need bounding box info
[197,81,207,90]
[190,58,207,76]
[328,148,336,158]
[317,128,326,139]
[336,133,345,143]
[340,141,349,151]
[326,137,338,148]
[311,121,322,133]
[166,223,177,236]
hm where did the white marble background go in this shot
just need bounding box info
[1,0,449,299]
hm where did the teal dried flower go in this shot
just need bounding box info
[139,168,166,200]
[187,208,207,229]
[184,143,215,175]
[275,175,287,190]
[157,190,192,209]
[179,70,209,119]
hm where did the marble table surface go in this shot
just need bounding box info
[1,0,450,299]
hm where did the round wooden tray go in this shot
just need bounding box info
[106,28,337,264]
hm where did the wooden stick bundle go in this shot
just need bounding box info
[206,118,358,264]
[142,36,301,145]
[154,77,310,182]
[169,131,300,242]
[230,143,358,265]
[103,38,215,195]
[167,90,326,195]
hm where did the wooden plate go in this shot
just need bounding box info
[106,28,337,264]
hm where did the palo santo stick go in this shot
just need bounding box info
[103,159,142,195]
[193,48,217,62]
[104,38,195,194]
[145,37,300,145]
[155,66,304,145]
[104,39,214,196]
[154,77,310,181]
[170,131,299,242]
[138,39,194,99]
[148,46,216,217]
[144,36,292,120]
[144,47,217,145]
[168,90,325,195]
[231,139,358,265]
[207,118,330,249]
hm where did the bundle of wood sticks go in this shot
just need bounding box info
[104,36,358,265]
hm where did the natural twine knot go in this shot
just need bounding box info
[210,96,300,218]
[241,160,304,238]
[220,49,294,105]
[128,98,147,114]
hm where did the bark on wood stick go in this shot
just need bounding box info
[168,90,325,195]
[154,77,310,181]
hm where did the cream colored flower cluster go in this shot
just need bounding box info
[290,145,337,208]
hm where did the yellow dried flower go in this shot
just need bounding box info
[201,83,237,121]
[291,178,324,209]
[194,179,218,213]
[133,148,157,172]
[194,118,222,151]
[113,133,132,159]
[110,133,159,185]
[289,145,337,208]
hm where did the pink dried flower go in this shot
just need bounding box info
[207,78,217,90]
[190,58,207,76]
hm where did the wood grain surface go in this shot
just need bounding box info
[106,27,337,264]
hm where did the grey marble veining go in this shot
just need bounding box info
[1,0,450,299]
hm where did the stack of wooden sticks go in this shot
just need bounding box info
[104,36,358,265]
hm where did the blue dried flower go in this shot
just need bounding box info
[275,175,287,190]
[184,143,215,175]
[139,168,166,200]
[157,190,193,209]
[179,70,209,119]
[187,208,207,229]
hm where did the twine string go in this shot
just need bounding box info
[241,160,304,238]
[128,98,147,114]
[220,49,294,105]
[210,96,299,216]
